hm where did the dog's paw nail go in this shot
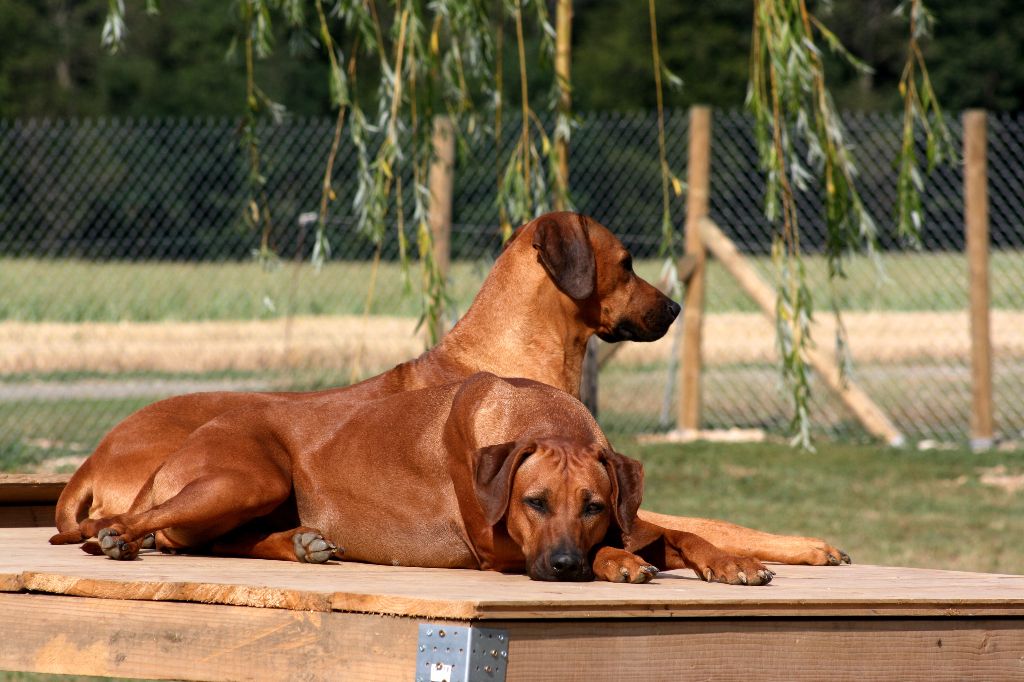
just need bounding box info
[641,565,658,575]
[840,551,852,564]
[827,553,840,566]
[702,568,714,582]
[737,571,748,585]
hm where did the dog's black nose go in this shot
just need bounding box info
[550,552,584,576]
[666,299,681,319]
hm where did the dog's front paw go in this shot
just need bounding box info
[98,526,140,561]
[593,547,659,584]
[696,554,774,586]
[292,530,338,564]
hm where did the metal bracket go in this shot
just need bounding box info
[415,623,509,682]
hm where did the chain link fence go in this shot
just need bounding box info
[1,110,1022,472]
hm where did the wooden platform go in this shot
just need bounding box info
[2,527,1023,680]
[0,474,68,528]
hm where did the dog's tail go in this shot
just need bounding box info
[48,458,93,545]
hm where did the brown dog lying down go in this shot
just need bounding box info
[53,211,679,542]
[55,211,846,566]
[79,373,774,586]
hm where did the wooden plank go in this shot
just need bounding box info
[0,473,69,503]
[2,593,1022,682]
[699,217,905,446]
[678,105,711,433]
[4,528,1024,620]
[0,504,56,528]
[0,592,420,682]
[497,618,1024,681]
[964,109,994,450]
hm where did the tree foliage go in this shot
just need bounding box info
[1,0,972,445]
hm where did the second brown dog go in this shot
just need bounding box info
[81,372,774,586]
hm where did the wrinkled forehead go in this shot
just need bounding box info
[512,444,612,494]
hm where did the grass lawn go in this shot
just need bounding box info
[634,440,1024,575]
[0,397,153,472]
[2,251,1022,322]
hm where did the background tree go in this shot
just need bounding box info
[3,1,1021,118]
[0,0,974,445]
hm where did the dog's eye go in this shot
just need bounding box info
[523,497,548,513]
[583,502,606,516]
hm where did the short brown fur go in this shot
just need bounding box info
[55,212,847,567]
[80,373,774,586]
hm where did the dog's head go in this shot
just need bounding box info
[527,211,681,342]
[473,437,644,581]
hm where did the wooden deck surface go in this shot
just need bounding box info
[3,527,1024,680]
[3,526,1023,619]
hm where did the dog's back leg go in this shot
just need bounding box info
[636,510,851,566]
[81,427,295,561]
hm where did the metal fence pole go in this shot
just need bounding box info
[677,105,711,434]
[964,109,994,451]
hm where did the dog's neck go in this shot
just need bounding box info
[433,239,591,397]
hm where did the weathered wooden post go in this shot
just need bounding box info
[428,115,455,341]
[553,0,598,415]
[963,109,994,451]
[677,106,711,434]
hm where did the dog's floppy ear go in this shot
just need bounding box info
[601,449,644,535]
[531,214,595,300]
[474,440,537,526]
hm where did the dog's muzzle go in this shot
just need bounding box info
[598,298,681,343]
[529,548,593,582]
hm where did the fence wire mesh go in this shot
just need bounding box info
[0,110,1022,472]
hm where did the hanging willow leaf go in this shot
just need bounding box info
[648,0,684,259]
[894,0,957,243]
[749,0,951,447]
[750,0,870,448]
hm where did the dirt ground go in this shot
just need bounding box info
[1,311,1022,376]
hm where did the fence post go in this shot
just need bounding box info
[964,109,994,451]
[553,0,598,416]
[677,106,711,434]
[428,115,455,340]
